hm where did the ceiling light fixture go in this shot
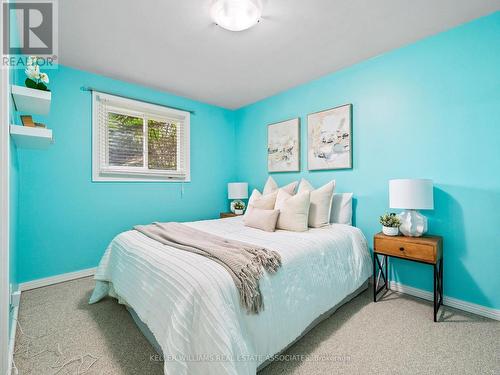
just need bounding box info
[210,0,263,32]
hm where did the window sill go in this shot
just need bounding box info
[92,171,190,182]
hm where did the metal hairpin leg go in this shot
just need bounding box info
[434,258,443,322]
[373,253,388,302]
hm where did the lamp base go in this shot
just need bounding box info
[398,209,427,237]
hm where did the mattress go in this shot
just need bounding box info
[89,216,372,375]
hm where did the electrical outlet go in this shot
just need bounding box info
[11,291,21,308]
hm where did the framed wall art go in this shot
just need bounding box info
[307,104,352,170]
[267,118,300,173]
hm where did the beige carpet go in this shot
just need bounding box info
[13,277,499,375]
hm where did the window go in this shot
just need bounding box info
[92,91,190,181]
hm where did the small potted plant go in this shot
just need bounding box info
[379,213,401,236]
[24,56,50,91]
[234,201,245,215]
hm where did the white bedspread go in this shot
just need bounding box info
[90,217,372,375]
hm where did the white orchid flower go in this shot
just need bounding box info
[25,65,40,80]
[27,56,38,66]
[40,73,49,84]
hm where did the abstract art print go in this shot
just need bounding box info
[267,118,300,172]
[307,104,352,170]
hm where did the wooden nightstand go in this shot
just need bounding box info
[220,212,238,218]
[373,233,443,322]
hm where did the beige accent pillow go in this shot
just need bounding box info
[274,190,311,232]
[243,207,280,232]
[246,178,298,218]
[262,176,298,195]
[262,176,278,195]
[247,189,278,209]
[297,179,336,228]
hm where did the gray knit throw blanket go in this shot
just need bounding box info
[134,222,282,314]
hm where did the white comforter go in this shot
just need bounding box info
[90,217,372,375]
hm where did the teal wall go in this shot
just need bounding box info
[234,13,500,309]
[13,13,500,310]
[14,65,236,282]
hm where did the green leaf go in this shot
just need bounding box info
[25,78,37,89]
[36,82,48,91]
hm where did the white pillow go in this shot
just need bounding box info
[262,176,298,195]
[262,176,278,195]
[274,190,311,232]
[245,189,278,217]
[330,193,353,225]
[297,179,335,228]
[243,207,280,232]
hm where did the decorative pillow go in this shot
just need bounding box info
[243,207,280,232]
[274,190,311,232]
[262,176,298,195]
[262,176,278,195]
[246,189,277,209]
[330,193,354,225]
[297,178,336,228]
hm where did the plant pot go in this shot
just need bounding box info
[235,209,244,215]
[382,226,399,236]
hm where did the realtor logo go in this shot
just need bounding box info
[2,0,58,68]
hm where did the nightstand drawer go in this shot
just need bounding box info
[375,237,436,263]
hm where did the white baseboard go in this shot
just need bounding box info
[19,267,96,292]
[389,281,500,321]
[8,305,19,375]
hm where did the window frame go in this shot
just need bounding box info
[92,91,190,182]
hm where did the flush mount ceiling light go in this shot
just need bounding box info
[210,0,263,32]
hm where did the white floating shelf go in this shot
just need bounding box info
[11,85,51,115]
[10,125,53,149]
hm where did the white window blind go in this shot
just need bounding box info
[92,91,190,181]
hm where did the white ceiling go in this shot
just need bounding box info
[59,1,500,109]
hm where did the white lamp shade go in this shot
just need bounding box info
[389,179,434,210]
[228,182,248,199]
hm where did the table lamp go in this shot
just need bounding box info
[389,179,434,237]
[228,182,248,214]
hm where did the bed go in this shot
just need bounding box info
[89,216,372,375]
